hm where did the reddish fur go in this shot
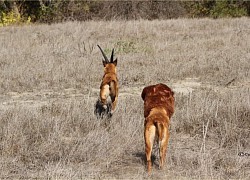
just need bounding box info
[141,83,175,174]
[142,83,174,119]
[100,62,118,112]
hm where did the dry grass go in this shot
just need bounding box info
[0,18,250,179]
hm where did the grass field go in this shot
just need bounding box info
[0,18,250,179]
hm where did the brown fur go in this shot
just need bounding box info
[141,83,175,174]
[98,46,118,114]
[100,63,118,112]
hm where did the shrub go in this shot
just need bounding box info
[186,0,248,18]
[0,11,31,27]
[210,0,247,18]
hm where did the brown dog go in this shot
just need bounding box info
[97,45,118,116]
[141,83,175,174]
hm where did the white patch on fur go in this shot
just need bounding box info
[103,84,110,98]
[103,84,111,103]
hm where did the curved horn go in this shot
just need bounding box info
[97,45,109,62]
[110,48,114,62]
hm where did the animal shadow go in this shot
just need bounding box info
[94,99,112,119]
[133,152,156,166]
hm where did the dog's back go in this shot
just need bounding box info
[142,83,174,118]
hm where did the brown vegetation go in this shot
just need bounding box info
[0,18,249,179]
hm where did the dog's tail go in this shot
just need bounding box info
[155,122,165,142]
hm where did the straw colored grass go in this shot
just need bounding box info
[0,18,249,179]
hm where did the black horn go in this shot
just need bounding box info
[110,48,114,63]
[97,45,109,62]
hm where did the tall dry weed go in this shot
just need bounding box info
[0,18,249,179]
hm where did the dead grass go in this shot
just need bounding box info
[0,18,250,179]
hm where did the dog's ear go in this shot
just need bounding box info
[103,60,107,67]
[141,87,147,100]
[113,58,117,66]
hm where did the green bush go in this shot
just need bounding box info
[185,1,214,17]
[210,1,247,18]
[0,11,31,27]
[186,0,247,18]
[0,1,249,24]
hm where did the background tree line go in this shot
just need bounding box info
[0,0,249,25]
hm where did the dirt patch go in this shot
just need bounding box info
[1,78,249,110]
[0,78,211,109]
[172,78,201,95]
